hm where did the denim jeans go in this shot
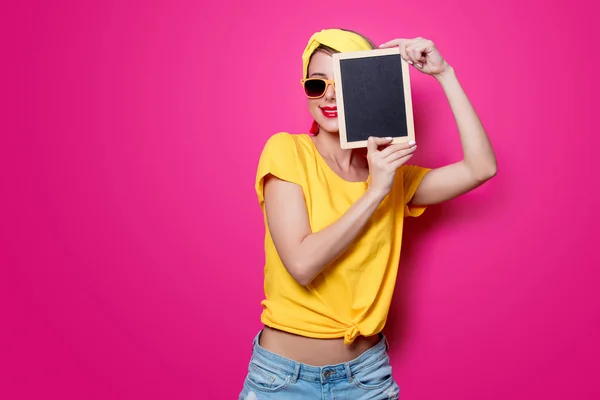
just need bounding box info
[239,330,400,399]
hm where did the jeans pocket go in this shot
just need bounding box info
[245,360,293,393]
[351,355,394,390]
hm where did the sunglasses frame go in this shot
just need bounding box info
[300,78,336,99]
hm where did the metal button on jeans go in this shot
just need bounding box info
[323,370,334,379]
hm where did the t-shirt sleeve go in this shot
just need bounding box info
[401,164,432,217]
[255,133,303,206]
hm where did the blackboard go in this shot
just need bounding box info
[332,47,415,149]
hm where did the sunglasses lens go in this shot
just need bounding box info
[304,79,326,97]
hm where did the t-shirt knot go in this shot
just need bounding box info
[344,324,360,345]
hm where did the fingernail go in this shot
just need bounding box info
[386,137,393,140]
[409,140,416,145]
[408,60,414,65]
[417,63,423,68]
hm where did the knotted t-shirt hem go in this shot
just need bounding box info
[262,318,372,346]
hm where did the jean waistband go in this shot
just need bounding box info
[249,330,389,383]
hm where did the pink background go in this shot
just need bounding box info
[3,0,599,399]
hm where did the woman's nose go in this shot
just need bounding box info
[324,82,336,100]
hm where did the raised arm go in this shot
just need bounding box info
[381,37,497,206]
[412,65,497,205]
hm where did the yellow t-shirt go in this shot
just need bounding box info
[255,132,430,345]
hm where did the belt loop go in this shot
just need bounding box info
[344,363,353,382]
[292,363,301,383]
[382,333,389,351]
[252,330,261,354]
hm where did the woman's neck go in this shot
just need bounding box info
[311,130,364,172]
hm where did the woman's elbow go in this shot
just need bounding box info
[473,161,497,183]
[482,162,498,181]
[285,259,315,287]
[294,275,313,287]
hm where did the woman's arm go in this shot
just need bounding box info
[412,65,497,206]
[264,176,384,286]
[264,137,416,286]
[380,37,497,206]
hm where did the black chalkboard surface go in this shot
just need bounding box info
[332,47,414,149]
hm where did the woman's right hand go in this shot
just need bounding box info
[366,136,417,196]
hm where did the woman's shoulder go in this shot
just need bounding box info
[260,132,314,157]
[254,133,314,199]
[262,131,311,145]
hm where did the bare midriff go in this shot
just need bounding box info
[259,325,381,366]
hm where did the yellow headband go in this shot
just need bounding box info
[301,29,373,78]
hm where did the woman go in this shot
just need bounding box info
[239,28,497,399]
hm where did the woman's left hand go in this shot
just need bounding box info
[379,37,449,76]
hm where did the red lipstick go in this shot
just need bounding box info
[320,106,337,118]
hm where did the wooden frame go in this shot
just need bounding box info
[332,47,415,149]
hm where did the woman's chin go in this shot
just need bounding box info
[317,119,339,134]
